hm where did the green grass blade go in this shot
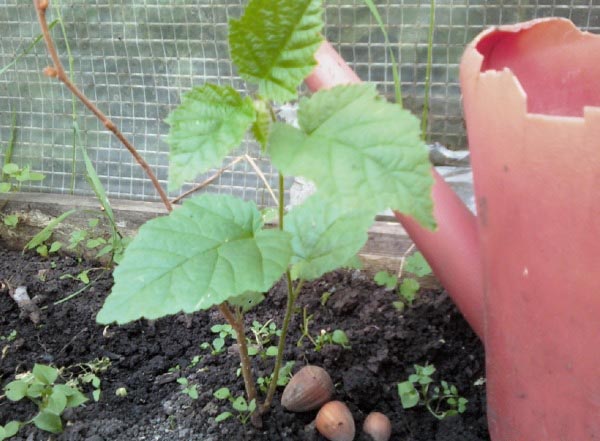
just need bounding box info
[362,0,403,106]
[24,209,77,251]
[421,0,436,141]
[1,111,17,182]
[0,20,59,77]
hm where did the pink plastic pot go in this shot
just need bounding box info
[306,18,600,440]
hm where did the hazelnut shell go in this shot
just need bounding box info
[363,411,392,441]
[315,400,355,441]
[281,365,334,412]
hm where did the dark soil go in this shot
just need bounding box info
[0,243,488,441]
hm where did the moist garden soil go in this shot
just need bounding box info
[0,243,488,441]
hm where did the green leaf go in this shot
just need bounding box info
[212,337,225,352]
[215,412,233,423]
[277,361,295,386]
[227,291,265,312]
[374,271,398,290]
[213,387,230,400]
[45,388,68,415]
[0,421,20,439]
[25,209,77,251]
[187,386,199,400]
[265,346,279,357]
[92,389,101,402]
[421,364,436,376]
[228,0,323,102]
[32,364,59,385]
[399,278,420,304]
[332,329,350,347]
[36,245,48,257]
[0,182,11,193]
[2,163,19,176]
[285,195,373,281]
[24,171,45,182]
[404,251,432,277]
[77,271,90,285]
[95,244,114,258]
[3,214,18,227]
[33,411,62,434]
[5,380,28,401]
[251,99,272,151]
[392,300,405,312]
[398,381,420,409]
[232,396,248,412]
[177,378,188,386]
[166,84,256,191]
[269,84,435,229]
[97,194,291,324]
[79,143,115,226]
[26,383,46,399]
[49,241,62,253]
[86,238,106,249]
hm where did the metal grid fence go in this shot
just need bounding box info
[0,1,598,204]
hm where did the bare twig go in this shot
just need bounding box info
[170,156,245,204]
[32,0,172,212]
[397,243,416,278]
[243,155,279,205]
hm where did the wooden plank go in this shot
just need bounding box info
[0,192,439,287]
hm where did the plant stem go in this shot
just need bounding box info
[278,173,285,230]
[32,0,172,212]
[54,0,77,194]
[261,273,304,413]
[218,303,262,428]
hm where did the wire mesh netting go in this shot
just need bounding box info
[0,1,599,204]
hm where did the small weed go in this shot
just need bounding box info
[256,360,295,394]
[177,378,199,400]
[0,330,17,342]
[115,387,128,398]
[0,163,44,194]
[189,355,202,369]
[60,269,93,285]
[1,364,88,437]
[247,319,280,358]
[213,387,256,425]
[201,324,237,355]
[2,214,18,228]
[397,364,468,420]
[375,251,432,312]
[200,339,226,355]
[0,159,44,229]
[0,330,17,361]
[320,291,332,306]
[296,306,350,351]
[64,357,111,403]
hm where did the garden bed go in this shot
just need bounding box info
[0,243,488,441]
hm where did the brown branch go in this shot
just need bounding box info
[32,0,172,212]
[218,303,263,428]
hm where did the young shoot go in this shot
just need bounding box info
[374,251,432,312]
[398,364,468,420]
[96,0,435,426]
